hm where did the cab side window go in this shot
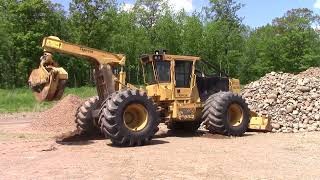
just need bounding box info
[175,61,193,88]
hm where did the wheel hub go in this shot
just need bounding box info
[227,103,243,127]
[123,104,148,131]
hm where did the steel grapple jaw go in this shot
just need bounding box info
[28,53,68,102]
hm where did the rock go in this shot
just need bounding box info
[286,128,293,133]
[311,94,320,100]
[303,79,310,84]
[268,94,278,100]
[267,99,276,104]
[297,86,311,92]
[286,106,294,113]
[307,106,313,112]
[312,123,319,128]
[297,79,305,86]
[308,126,316,132]
[299,123,307,129]
[241,67,320,134]
[299,128,306,132]
[304,101,310,107]
[293,110,299,115]
[272,123,281,130]
[308,120,315,125]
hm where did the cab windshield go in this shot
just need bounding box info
[156,61,170,82]
[144,61,171,84]
[145,62,156,84]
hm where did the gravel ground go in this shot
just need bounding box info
[30,95,83,133]
[1,113,320,179]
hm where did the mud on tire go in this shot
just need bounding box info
[75,96,100,134]
[99,89,160,147]
[202,92,250,136]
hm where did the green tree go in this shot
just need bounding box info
[180,12,203,56]
[272,8,320,72]
[0,3,14,88]
[240,25,282,83]
[0,0,67,88]
[133,0,169,43]
[67,0,118,86]
[203,0,245,77]
[153,10,182,54]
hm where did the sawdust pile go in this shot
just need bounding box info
[30,95,83,133]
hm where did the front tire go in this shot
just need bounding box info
[75,96,100,135]
[203,92,250,136]
[99,89,160,147]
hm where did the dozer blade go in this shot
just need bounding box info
[28,53,68,102]
[248,111,272,132]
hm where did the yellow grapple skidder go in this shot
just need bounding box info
[28,36,271,147]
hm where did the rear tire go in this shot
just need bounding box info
[75,96,100,135]
[99,89,160,147]
[203,92,250,136]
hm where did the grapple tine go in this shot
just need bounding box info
[53,80,67,100]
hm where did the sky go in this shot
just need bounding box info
[52,0,320,27]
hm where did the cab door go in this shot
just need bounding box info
[174,60,194,100]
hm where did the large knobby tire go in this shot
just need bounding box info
[99,89,160,147]
[203,92,250,136]
[75,96,100,134]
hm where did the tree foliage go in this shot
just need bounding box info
[0,0,319,88]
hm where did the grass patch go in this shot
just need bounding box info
[0,87,96,113]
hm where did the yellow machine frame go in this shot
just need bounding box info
[140,52,271,131]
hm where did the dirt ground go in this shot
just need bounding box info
[1,113,320,179]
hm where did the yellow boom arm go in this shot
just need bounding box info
[29,36,127,102]
[42,36,126,66]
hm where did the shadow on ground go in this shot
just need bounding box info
[156,129,255,139]
[55,129,255,146]
[55,130,170,147]
[106,139,170,148]
[155,130,205,138]
[55,130,105,146]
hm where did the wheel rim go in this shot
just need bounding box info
[123,104,148,132]
[227,103,243,127]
